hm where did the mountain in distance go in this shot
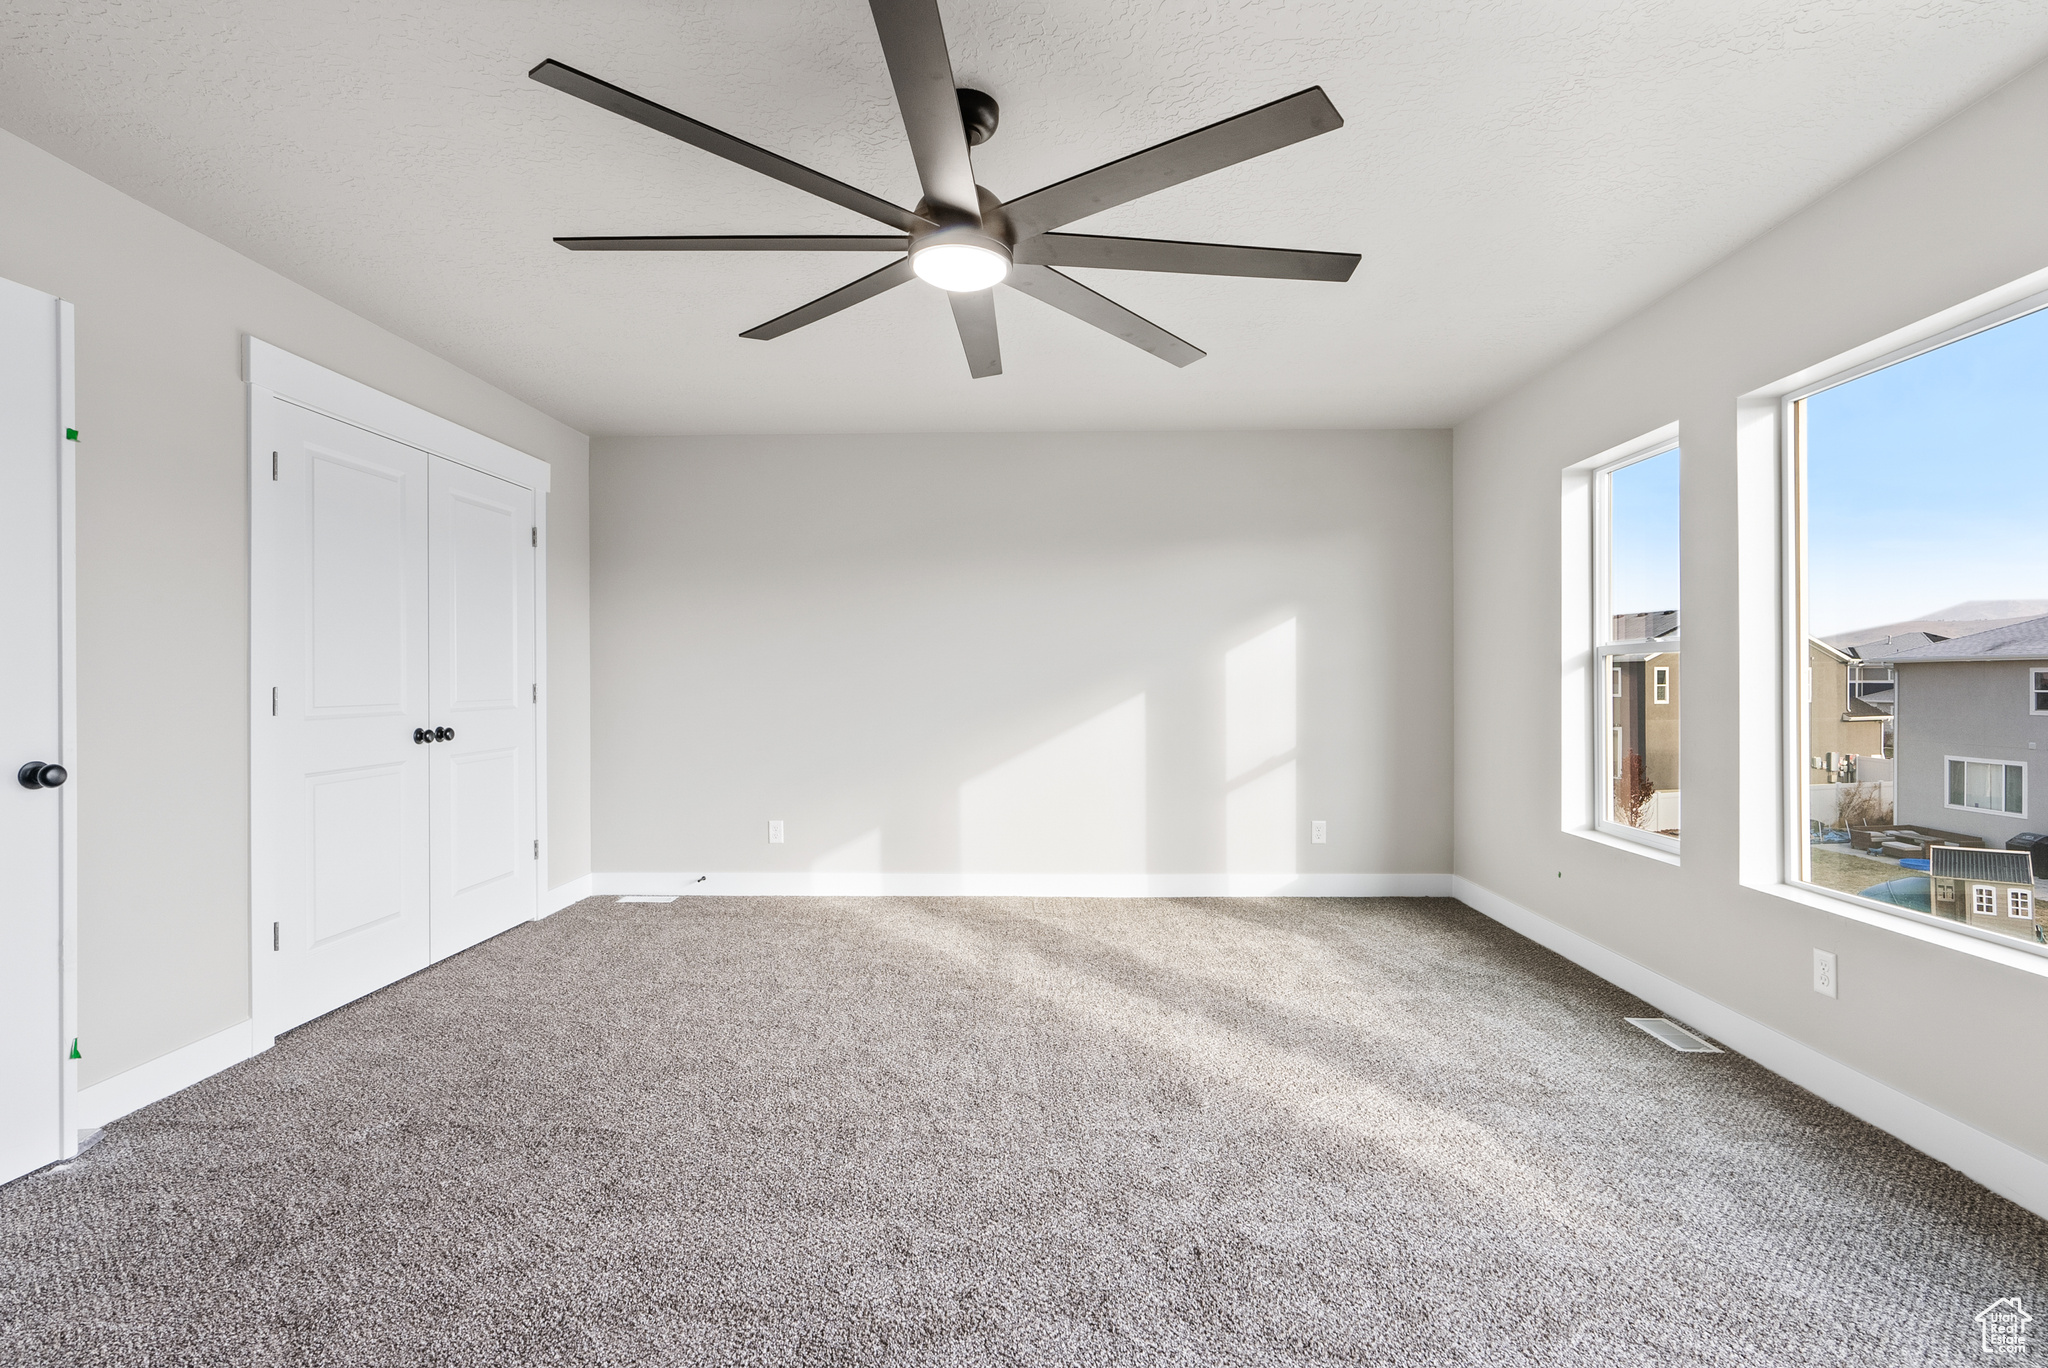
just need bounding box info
[1820,600,2048,654]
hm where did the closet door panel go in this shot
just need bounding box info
[428,457,536,960]
[253,400,432,1035]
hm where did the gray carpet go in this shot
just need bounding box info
[1,896,2041,1366]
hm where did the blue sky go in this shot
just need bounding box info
[1806,303,2048,636]
[1610,448,1680,620]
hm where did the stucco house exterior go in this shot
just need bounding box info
[1808,638,1888,783]
[1609,610,1679,831]
[1868,615,2048,850]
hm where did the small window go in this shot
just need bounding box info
[1973,884,1998,918]
[1653,666,1670,704]
[2033,668,2048,716]
[2009,888,2034,920]
[1946,757,2025,817]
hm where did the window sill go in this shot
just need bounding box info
[1571,824,1681,866]
[1763,879,2048,976]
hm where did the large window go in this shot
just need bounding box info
[1790,295,2048,950]
[1594,441,1680,851]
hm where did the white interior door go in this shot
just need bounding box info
[0,277,69,1183]
[252,398,431,1036]
[427,457,537,959]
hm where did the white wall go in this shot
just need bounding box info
[1453,61,2048,1161]
[591,432,1449,891]
[0,129,592,1087]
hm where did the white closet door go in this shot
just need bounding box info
[0,278,66,1182]
[427,457,536,960]
[252,399,431,1034]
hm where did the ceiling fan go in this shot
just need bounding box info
[531,0,1359,378]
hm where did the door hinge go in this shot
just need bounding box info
[532,683,537,703]
[272,921,280,952]
[533,839,540,860]
[271,686,278,716]
[271,451,278,481]
[531,526,537,547]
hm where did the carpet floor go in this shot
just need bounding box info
[1,896,2041,1366]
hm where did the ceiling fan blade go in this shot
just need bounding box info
[865,0,981,223]
[740,258,917,340]
[557,235,910,252]
[1002,88,1343,238]
[530,60,928,233]
[948,289,1001,378]
[1015,233,1359,282]
[1005,266,1204,367]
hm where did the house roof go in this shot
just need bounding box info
[1869,614,2048,663]
[1823,601,2048,656]
[1613,610,1678,642]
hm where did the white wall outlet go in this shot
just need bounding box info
[1310,820,1327,844]
[768,820,785,844]
[1812,948,1837,998]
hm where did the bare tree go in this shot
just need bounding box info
[1617,752,1656,829]
[1836,778,1892,830]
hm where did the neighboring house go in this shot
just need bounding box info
[1610,611,1679,827]
[1867,614,2048,854]
[1808,638,1888,783]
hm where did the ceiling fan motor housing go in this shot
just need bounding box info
[957,88,999,146]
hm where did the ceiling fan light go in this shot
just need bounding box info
[911,241,1010,292]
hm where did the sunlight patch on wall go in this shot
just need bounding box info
[1225,618,1296,780]
[959,695,1146,874]
[1226,618,1298,892]
[810,827,883,894]
[1227,761,1298,893]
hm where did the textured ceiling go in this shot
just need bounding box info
[4,1,2047,435]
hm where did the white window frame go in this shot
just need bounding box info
[1944,755,2027,820]
[1588,435,1681,856]
[1972,884,1999,918]
[2009,888,2033,920]
[1652,665,1670,704]
[1773,282,2048,963]
[2031,667,2048,716]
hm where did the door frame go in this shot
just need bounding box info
[246,337,550,1048]
[56,301,79,1160]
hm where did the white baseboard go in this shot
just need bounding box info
[75,1020,259,1130]
[1450,874,2048,1222]
[591,871,1454,898]
[543,873,595,915]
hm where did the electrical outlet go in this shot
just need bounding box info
[1310,820,1327,844]
[1813,949,1837,998]
[768,820,785,844]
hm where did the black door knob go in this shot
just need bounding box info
[435,726,454,742]
[413,728,430,744]
[18,762,67,790]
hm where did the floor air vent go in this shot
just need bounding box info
[616,895,678,904]
[1625,1017,1722,1053]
